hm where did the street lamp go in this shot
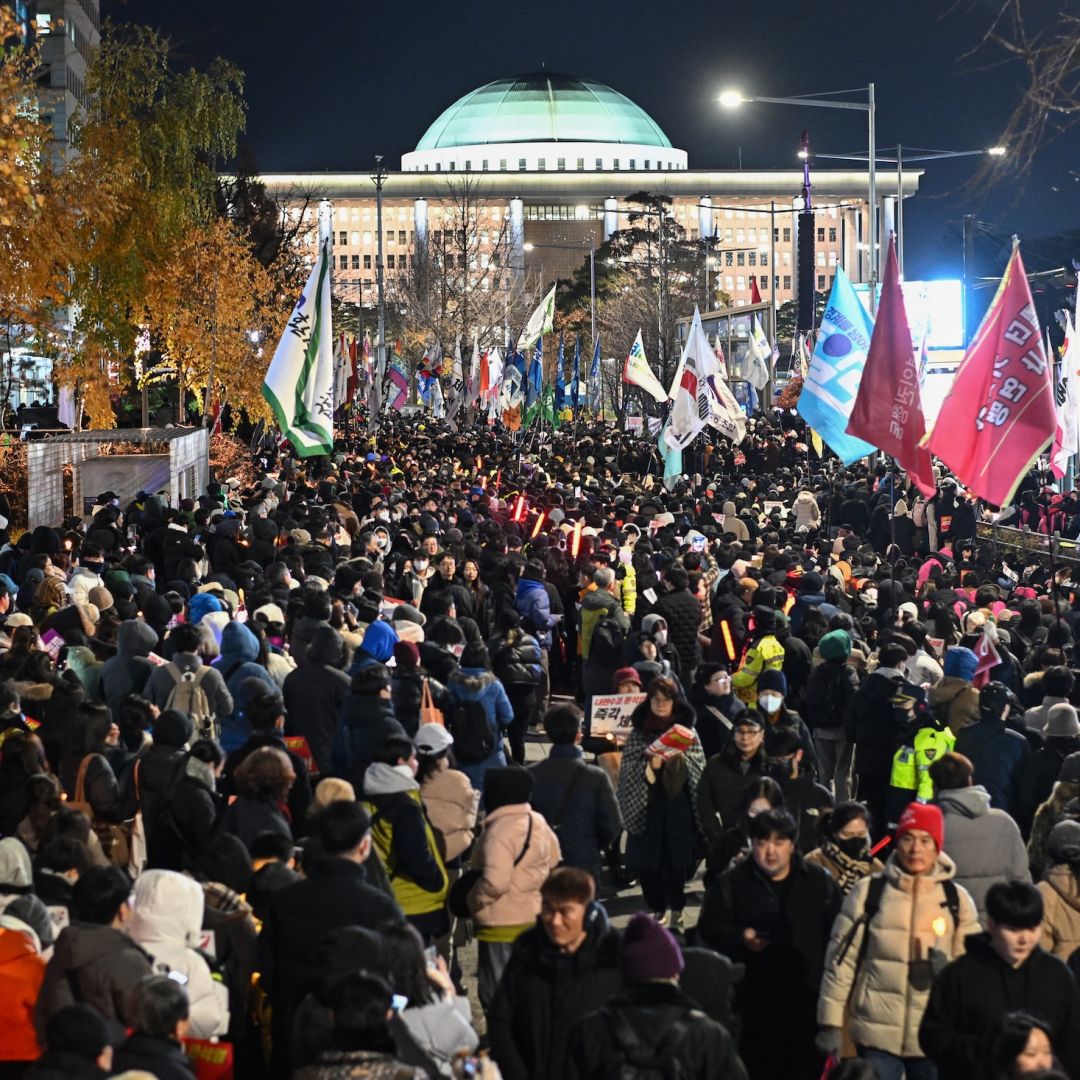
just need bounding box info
[523,239,597,348]
[721,84,878,302]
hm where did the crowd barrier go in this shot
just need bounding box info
[975,521,1080,566]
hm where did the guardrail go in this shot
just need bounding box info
[975,521,1080,566]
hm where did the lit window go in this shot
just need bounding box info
[363,231,371,245]
[351,231,360,246]
[829,252,838,266]
[736,276,745,290]
[817,251,825,266]
[725,276,734,289]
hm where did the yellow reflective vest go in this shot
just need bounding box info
[732,634,785,706]
[890,724,956,801]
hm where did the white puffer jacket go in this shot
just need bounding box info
[127,869,229,1038]
[818,851,980,1057]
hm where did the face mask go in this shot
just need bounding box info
[653,630,668,647]
[376,510,390,522]
[414,559,428,572]
[835,835,870,860]
[83,561,103,574]
[765,759,793,780]
[376,536,390,552]
[758,692,783,714]
[619,548,632,565]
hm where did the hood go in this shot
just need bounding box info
[53,922,141,971]
[795,492,816,505]
[1046,863,1080,911]
[0,925,39,964]
[449,667,496,693]
[362,762,419,797]
[361,620,399,663]
[937,784,992,820]
[863,669,904,704]
[722,501,737,516]
[128,869,204,946]
[0,838,32,889]
[189,593,223,626]
[308,624,346,668]
[117,618,158,658]
[220,620,260,664]
[582,589,617,614]
[516,578,545,600]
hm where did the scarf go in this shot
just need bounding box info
[820,838,873,894]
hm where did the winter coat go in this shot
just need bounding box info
[98,619,157,716]
[294,1050,421,1080]
[1039,863,1080,960]
[817,851,981,1058]
[393,997,478,1079]
[225,731,312,827]
[954,718,1029,813]
[112,1034,196,1080]
[936,785,1031,923]
[333,693,408,790]
[290,616,328,671]
[777,771,835,854]
[362,763,449,917]
[419,759,479,862]
[445,667,514,791]
[579,587,629,661]
[720,501,750,542]
[528,745,623,885]
[919,933,1080,1080]
[804,656,860,732]
[283,626,351,774]
[215,622,276,752]
[144,651,233,721]
[148,755,222,872]
[514,578,558,650]
[929,677,980,735]
[390,670,453,738]
[1024,693,1070,734]
[221,793,292,851]
[568,981,747,1080]
[654,586,703,677]
[793,490,822,531]
[486,910,622,1080]
[127,870,229,1038]
[687,685,745,762]
[490,629,543,688]
[34,922,153,1041]
[467,804,561,930]
[1015,737,1080,838]
[1030,779,1080,880]
[696,738,766,849]
[24,1051,108,1080]
[0,926,44,1062]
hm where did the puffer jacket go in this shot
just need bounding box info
[467,804,561,930]
[793,491,821,531]
[514,578,558,650]
[445,667,513,791]
[127,870,230,1038]
[0,926,44,1063]
[216,622,276,752]
[936,785,1030,923]
[419,759,479,862]
[720,502,750,542]
[929,677,980,735]
[390,670,453,738]
[99,619,158,715]
[490,629,542,688]
[1039,863,1080,960]
[1029,779,1080,880]
[654,586,703,677]
[818,851,981,1058]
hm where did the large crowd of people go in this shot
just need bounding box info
[1,410,1080,1080]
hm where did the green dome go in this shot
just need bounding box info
[415,73,674,151]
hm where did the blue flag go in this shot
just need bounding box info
[555,334,566,411]
[589,336,601,412]
[571,335,581,410]
[658,420,682,490]
[525,339,543,423]
[417,371,433,406]
[796,266,876,465]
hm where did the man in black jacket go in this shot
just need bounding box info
[282,624,351,775]
[568,912,746,1080]
[259,801,402,1077]
[697,808,840,1080]
[528,704,622,890]
[487,867,622,1080]
[920,881,1080,1080]
[654,564,702,689]
[111,975,197,1080]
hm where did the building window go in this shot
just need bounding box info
[387,255,395,269]
[537,158,546,170]
[829,227,837,242]
[645,159,651,169]
[398,230,406,245]
[829,252,838,266]
[435,163,441,171]
[449,161,456,171]
[364,255,371,269]
[817,251,826,266]
[736,252,745,266]
[736,229,745,243]
[629,159,636,169]
[724,228,733,241]
[817,274,826,290]
[748,252,757,266]
[783,227,791,242]
[783,251,791,266]
[817,228,825,242]
[339,255,348,270]
[363,231,371,245]
[519,158,527,169]
[774,228,780,241]
[351,255,359,269]
[761,253,768,266]
[337,231,346,246]
[748,228,756,242]
[577,157,584,169]
[725,252,733,266]
[499,159,507,170]
[613,159,620,169]
[596,158,603,169]
[783,275,792,290]
[774,275,780,290]
[350,231,360,246]
[736,275,745,291]
[725,276,734,290]
[760,275,768,289]
[557,157,566,170]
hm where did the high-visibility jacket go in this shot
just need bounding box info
[890,724,956,801]
[732,634,785,706]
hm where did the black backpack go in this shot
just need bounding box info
[590,616,625,667]
[600,1008,693,1079]
[449,697,495,763]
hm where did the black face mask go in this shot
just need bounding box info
[82,562,103,574]
[765,760,793,781]
[835,835,870,860]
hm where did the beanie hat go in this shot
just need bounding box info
[393,640,420,671]
[88,585,114,611]
[978,681,1012,722]
[799,572,824,593]
[896,801,944,851]
[757,668,787,695]
[483,767,534,812]
[153,708,194,749]
[943,646,978,683]
[1049,820,1080,865]
[361,619,399,663]
[612,666,642,690]
[751,604,776,632]
[1047,703,1080,738]
[620,913,685,982]
[1061,751,1080,784]
[818,629,852,662]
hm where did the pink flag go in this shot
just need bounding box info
[923,245,1055,507]
[846,237,935,496]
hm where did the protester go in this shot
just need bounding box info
[805,801,884,895]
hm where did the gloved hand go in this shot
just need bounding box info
[928,947,949,978]
[815,1026,843,1057]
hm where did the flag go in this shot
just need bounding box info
[1052,295,1080,478]
[346,336,359,402]
[525,340,543,425]
[467,336,481,406]
[571,335,581,409]
[541,384,561,429]
[333,331,349,410]
[589,336,601,412]
[478,349,491,402]
[846,237,935,496]
[262,237,334,457]
[517,284,556,350]
[658,420,682,490]
[924,244,1055,506]
[750,277,763,305]
[623,330,667,402]
[417,370,433,406]
[744,315,772,390]
[796,266,876,465]
[446,336,466,426]
[555,335,566,411]
[367,338,382,433]
[666,307,739,449]
[431,375,445,418]
[713,334,729,381]
[486,348,504,399]
[501,349,525,411]
[387,356,409,411]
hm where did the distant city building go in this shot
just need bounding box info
[260,73,920,313]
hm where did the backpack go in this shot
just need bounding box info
[449,697,495,764]
[590,616,625,667]
[600,1007,694,1079]
[163,663,216,740]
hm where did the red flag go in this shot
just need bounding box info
[846,237,935,496]
[346,337,359,401]
[478,350,490,400]
[924,244,1055,507]
[749,277,762,305]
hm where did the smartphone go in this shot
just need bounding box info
[424,945,438,969]
[391,993,408,1012]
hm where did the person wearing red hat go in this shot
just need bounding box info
[817,801,980,1080]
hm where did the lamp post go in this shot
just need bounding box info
[721,85,878,306]
[371,156,387,391]
[522,238,597,348]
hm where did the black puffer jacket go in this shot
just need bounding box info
[654,586,702,676]
[490,628,542,688]
[389,670,453,737]
[283,625,351,775]
[98,620,158,716]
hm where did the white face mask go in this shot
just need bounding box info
[653,629,668,647]
[758,692,783,714]
[414,559,428,572]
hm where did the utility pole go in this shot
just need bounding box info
[372,156,388,404]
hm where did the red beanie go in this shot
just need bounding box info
[896,802,944,851]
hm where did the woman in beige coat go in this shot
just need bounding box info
[817,803,980,1074]
[416,724,479,863]
[1039,820,1080,961]
[466,767,560,1013]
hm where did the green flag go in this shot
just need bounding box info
[541,384,561,429]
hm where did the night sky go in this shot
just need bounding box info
[111,0,1080,282]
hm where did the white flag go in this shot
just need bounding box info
[446,336,466,426]
[467,335,481,405]
[665,309,710,449]
[1053,311,1080,478]
[622,330,667,403]
[263,239,334,457]
[713,334,729,381]
[517,285,556,350]
[486,347,504,399]
[744,314,772,390]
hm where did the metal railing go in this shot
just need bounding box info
[975,521,1080,566]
